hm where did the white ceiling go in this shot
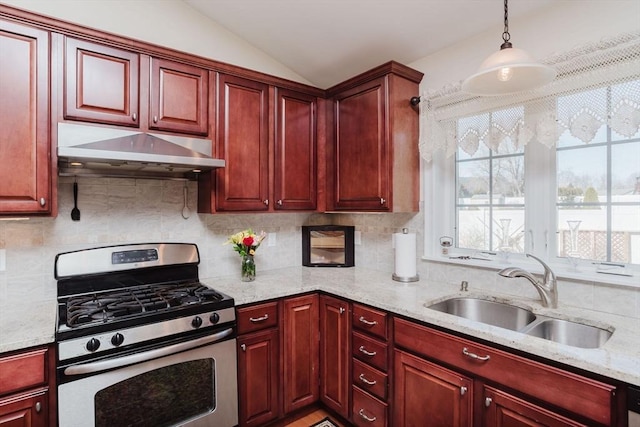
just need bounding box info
[184,0,555,88]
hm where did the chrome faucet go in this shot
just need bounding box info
[498,254,558,308]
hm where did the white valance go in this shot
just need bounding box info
[420,32,640,161]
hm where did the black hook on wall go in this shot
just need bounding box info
[410,96,421,106]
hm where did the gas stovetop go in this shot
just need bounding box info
[54,243,236,361]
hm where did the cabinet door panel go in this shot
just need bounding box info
[393,349,472,427]
[237,329,279,427]
[283,294,319,414]
[319,295,350,418]
[0,20,50,214]
[483,386,588,427]
[149,58,208,135]
[0,391,48,427]
[333,77,389,211]
[274,88,317,210]
[216,74,269,211]
[64,37,139,126]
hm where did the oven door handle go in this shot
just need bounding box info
[64,327,234,376]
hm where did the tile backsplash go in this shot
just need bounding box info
[0,177,637,325]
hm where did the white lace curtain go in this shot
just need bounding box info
[419,32,640,161]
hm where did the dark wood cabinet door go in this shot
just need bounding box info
[0,20,50,214]
[149,58,208,135]
[64,37,139,127]
[393,349,473,427]
[319,295,350,418]
[237,329,280,427]
[483,386,588,427]
[274,88,317,210]
[0,391,48,427]
[215,74,269,211]
[333,77,389,211]
[282,294,319,414]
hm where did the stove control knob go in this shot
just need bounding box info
[86,338,101,352]
[111,333,124,347]
[192,316,203,329]
[210,313,220,325]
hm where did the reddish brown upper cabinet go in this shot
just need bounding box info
[0,19,51,215]
[64,37,139,127]
[326,61,423,212]
[274,88,317,211]
[282,294,319,415]
[149,57,209,135]
[319,295,350,419]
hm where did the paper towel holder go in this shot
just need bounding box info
[392,228,419,282]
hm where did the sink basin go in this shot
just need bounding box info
[523,318,612,349]
[426,298,536,331]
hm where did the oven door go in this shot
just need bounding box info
[58,328,238,427]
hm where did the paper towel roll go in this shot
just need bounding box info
[393,231,419,282]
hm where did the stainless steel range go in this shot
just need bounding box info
[54,243,238,427]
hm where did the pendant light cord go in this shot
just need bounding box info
[501,0,512,49]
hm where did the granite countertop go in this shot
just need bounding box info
[2,266,638,387]
[206,266,640,387]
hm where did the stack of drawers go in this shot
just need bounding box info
[351,303,389,427]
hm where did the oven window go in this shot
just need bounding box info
[95,358,215,427]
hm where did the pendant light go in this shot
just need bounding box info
[462,0,556,96]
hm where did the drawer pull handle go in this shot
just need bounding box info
[462,347,490,361]
[359,346,377,357]
[249,314,269,323]
[485,397,492,407]
[35,402,42,413]
[359,373,377,386]
[240,344,246,352]
[358,409,377,422]
[359,316,378,326]
[460,386,467,396]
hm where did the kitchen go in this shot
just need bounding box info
[0,0,639,426]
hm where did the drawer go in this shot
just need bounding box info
[352,386,388,427]
[352,331,387,372]
[352,303,387,340]
[0,347,48,396]
[237,301,279,334]
[352,358,387,401]
[394,317,617,426]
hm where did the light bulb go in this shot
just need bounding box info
[498,67,513,82]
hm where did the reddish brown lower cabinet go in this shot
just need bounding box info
[0,345,55,427]
[352,386,387,427]
[319,295,350,418]
[393,349,472,427]
[282,294,319,414]
[237,328,280,427]
[483,385,589,427]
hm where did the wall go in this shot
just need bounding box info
[0,0,638,330]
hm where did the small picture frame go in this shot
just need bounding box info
[302,225,355,267]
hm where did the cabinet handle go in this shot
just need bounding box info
[39,197,46,207]
[358,373,377,386]
[153,115,158,123]
[132,113,137,121]
[240,344,246,352]
[359,346,377,357]
[249,314,269,323]
[359,316,377,326]
[460,386,467,396]
[358,409,377,423]
[263,199,269,206]
[485,397,492,407]
[380,198,386,205]
[277,199,283,206]
[462,347,490,362]
[339,307,345,314]
[35,401,42,413]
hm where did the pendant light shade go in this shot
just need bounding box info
[462,0,556,96]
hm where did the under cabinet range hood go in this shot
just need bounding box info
[57,122,224,180]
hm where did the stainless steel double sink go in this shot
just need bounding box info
[426,297,613,349]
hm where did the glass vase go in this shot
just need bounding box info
[241,254,256,282]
